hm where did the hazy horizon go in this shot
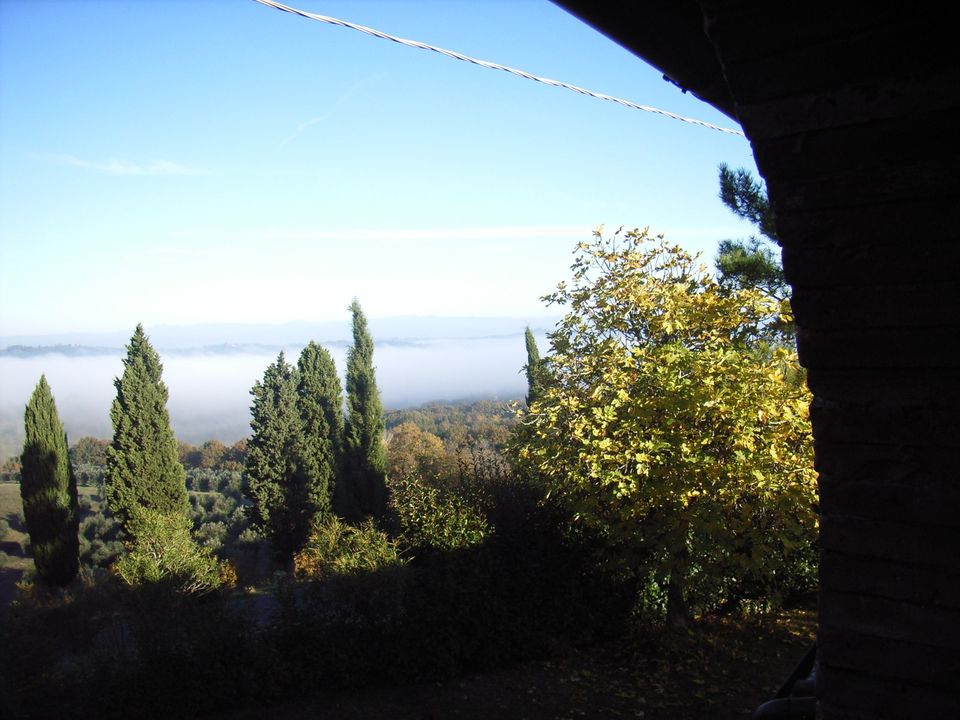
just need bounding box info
[1,0,757,460]
[0,314,561,350]
[0,327,547,462]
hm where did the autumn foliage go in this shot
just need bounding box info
[515,229,817,619]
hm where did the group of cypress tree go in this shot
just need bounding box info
[245,300,387,563]
[18,303,387,582]
[18,323,184,586]
[244,346,338,563]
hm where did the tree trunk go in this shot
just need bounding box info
[666,539,690,628]
[666,570,689,628]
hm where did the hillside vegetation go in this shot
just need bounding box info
[0,234,816,719]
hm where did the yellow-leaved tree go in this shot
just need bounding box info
[514,229,817,623]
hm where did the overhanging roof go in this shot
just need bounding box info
[551,0,737,120]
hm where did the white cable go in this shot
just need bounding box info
[253,0,746,137]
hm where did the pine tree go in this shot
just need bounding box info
[342,299,388,520]
[717,163,777,242]
[105,324,187,532]
[523,326,544,407]
[715,163,787,301]
[245,352,315,562]
[296,341,343,519]
[20,376,80,586]
[716,164,792,343]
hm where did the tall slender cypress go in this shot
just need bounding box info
[343,299,387,520]
[523,326,544,407]
[245,352,314,562]
[296,341,343,519]
[20,376,80,586]
[105,324,187,532]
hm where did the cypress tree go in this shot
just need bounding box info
[343,299,387,520]
[523,326,544,407]
[20,376,80,587]
[105,324,187,532]
[296,341,343,519]
[245,352,314,562]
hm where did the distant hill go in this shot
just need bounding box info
[0,323,553,461]
[0,316,560,352]
[0,345,121,359]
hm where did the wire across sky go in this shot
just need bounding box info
[252,0,746,137]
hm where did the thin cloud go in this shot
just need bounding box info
[280,73,384,147]
[50,155,209,176]
[280,111,337,147]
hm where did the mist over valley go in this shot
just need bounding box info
[0,318,554,461]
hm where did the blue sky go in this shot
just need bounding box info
[0,0,759,337]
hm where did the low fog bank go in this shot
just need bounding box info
[0,316,560,350]
[0,334,544,461]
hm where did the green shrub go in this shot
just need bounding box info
[74,463,105,487]
[78,493,92,513]
[79,510,123,568]
[293,515,404,579]
[2,477,636,718]
[236,526,261,544]
[195,520,228,550]
[388,472,489,552]
[113,506,227,596]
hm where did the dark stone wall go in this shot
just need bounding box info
[698,2,960,718]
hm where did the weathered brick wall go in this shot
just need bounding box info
[699,2,960,717]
